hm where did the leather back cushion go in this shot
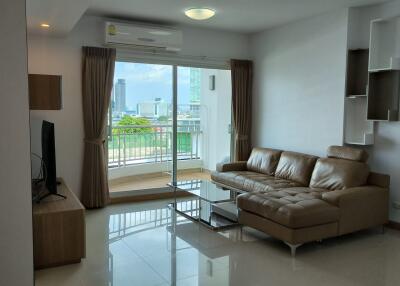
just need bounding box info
[327,145,369,163]
[275,151,318,186]
[247,148,282,176]
[310,158,370,190]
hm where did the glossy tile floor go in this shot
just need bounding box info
[35,199,400,286]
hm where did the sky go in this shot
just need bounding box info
[113,62,192,110]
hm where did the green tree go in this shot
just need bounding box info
[157,115,170,122]
[113,115,152,134]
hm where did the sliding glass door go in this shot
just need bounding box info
[108,62,173,192]
[174,66,232,182]
[107,60,232,194]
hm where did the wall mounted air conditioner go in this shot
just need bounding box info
[105,21,183,52]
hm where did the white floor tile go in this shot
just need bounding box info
[35,200,400,286]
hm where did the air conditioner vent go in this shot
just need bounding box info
[137,38,156,43]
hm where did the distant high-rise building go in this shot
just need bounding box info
[114,79,126,112]
[189,68,201,103]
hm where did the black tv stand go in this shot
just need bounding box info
[37,192,67,203]
[33,180,67,203]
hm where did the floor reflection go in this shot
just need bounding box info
[107,199,233,286]
[35,199,400,286]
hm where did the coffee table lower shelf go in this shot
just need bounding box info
[169,201,240,231]
[168,180,243,231]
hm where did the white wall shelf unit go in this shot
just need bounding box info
[347,95,367,98]
[366,16,400,122]
[344,96,374,145]
[344,49,374,145]
[367,70,400,121]
[369,17,400,72]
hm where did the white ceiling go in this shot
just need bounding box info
[27,0,392,35]
[87,0,390,33]
[27,0,89,35]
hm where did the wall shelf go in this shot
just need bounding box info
[28,74,62,110]
[343,13,400,146]
[369,57,400,72]
[345,133,374,146]
[344,96,374,145]
[344,48,374,145]
[367,70,400,121]
[346,49,369,96]
[369,17,400,71]
[346,95,367,99]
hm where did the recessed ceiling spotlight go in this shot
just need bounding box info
[185,8,215,20]
[40,23,50,28]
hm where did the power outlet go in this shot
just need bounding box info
[392,201,400,210]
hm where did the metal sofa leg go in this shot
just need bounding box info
[284,242,303,257]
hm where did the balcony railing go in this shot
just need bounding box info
[108,124,201,168]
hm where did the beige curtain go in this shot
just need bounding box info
[231,59,253,161]
[81,47,116,208]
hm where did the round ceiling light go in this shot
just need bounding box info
[184,8,216,20]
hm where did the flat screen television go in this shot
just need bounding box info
[41,120,58,194]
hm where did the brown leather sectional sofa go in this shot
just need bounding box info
[211,146,389,256]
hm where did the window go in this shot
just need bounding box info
[108,61,232,193]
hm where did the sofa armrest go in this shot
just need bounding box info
[322,186,388,206]
[216,161,247,172]
[367,172,390,188]
[322,186,389,235]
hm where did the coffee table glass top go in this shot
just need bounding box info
[168,179,236,203]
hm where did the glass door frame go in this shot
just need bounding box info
[172,65,178,185]
[109,56,233,192]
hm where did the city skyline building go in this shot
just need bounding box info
[137,98,169,118]
[189,68,201,103]
[114,78,126,113]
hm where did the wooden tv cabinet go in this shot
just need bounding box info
[32,178,85,269]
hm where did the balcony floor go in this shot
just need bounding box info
[109,169,211,192]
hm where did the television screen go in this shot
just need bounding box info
[41,120,57,194]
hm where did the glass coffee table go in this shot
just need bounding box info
[168,179,244,230]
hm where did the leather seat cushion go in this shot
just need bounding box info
[310,158,370,190]
[211,171,302,192]
[237,189,340,228]
[275,151,318,186]
[246,148,282,176]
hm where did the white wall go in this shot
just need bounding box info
[0,0,34,285]
[178,25,250,60]
[28,15,250,198]
[251,2,400,223]
[201,69,232,170]
[28,15,103,199]
[250,9,348,156]
[349,1,400,222]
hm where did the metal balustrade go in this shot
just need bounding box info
[108,124,201,168]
